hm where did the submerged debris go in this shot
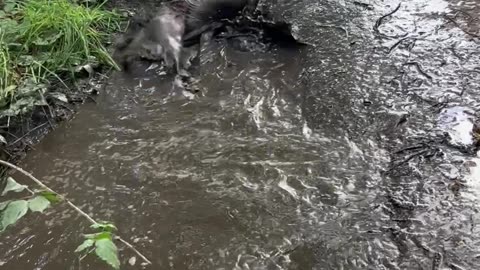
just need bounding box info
[437,106,475,148]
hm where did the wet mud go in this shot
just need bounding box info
[1,0,480,269]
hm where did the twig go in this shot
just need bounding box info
[449,42,464,60]
[219,33,258,40]
[1,149,12,158]
[374,3,402,36]
[403,61,433,80]
[115,236,152,265]
[0,159,152,265]
[387,149,430,172]
[4,131,19,140]
[56,103,75,117]
[443,15,480,39]
[9,122,48,146]
[394,144,426,154]
[41,106,54,131]
[86,96,97,104]
[388,37,414,54]
[33,60,72,92]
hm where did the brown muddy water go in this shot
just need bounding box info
[1,0,480,269]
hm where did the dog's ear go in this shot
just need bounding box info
[130,16,149,29]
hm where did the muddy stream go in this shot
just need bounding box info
[1,0,480,269]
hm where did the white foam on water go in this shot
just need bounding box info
[278,174,299,200]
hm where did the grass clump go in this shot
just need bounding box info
[0,0,122,117]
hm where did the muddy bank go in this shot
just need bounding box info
[0,0,276,165]
[0,0,124,166]
[0,75,105,165]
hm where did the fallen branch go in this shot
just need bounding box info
[9,122,49,146]
[448,42,464,60]
[443,15,480,40]
[388,37,415,54]
[394,143,427,154]
[403,61,433,80]
[374,3,402,37]
[386,149,430,173]
[0,159,152,266]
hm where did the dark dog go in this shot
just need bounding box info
[182,0,259,46]
[114,0,260,74]
[114,5,187,75]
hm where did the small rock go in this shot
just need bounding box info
[464,160,477,168]
[437,106,475,147]
[439,164,460,180]
[128,256,136,266]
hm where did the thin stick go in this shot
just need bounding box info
[10,122,48,146]
[388,37,413,54]
[33,60,72,92]
[115,237,152,265]
[41,106,54,131]
[403,61,433,80]
[443,15,480,39]
[374,3,402,36]
[0,159,152,265]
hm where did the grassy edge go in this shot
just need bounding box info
[0,0,123,134]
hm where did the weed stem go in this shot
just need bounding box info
[0,159,152,266]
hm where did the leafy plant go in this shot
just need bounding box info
[76,222,121,269]
[19,0,121,71]
[1,176,26,195]
[0,177,58,232]
[0,0,122,120]
[0,176,122,268]
[0,159,150,269]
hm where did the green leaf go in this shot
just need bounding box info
[16,81,46,97]
[17,55,35,66]
[0,200,11,211]
[75,239,95,253]
[0,94,47,117]
[94,238,120,269]
[0,200,28,231]
[1,177,26,196]
[27,196,50,212]
[7,43,21,48]
[91,222,117,232]
[39,191,62,204]
[0,19,18,35]
[84,231,111,240]
[4,85,17,94]
[32,32,63,46]
[4,2,16,13]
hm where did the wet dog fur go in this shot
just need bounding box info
[114,5,187,75]
[114,0,260,74]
